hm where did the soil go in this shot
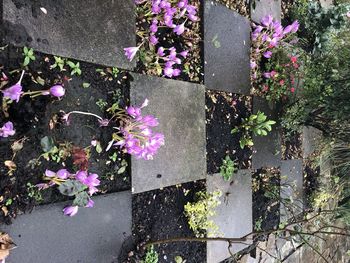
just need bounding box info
[0,45,131,224]
[281,130,302,160]
[252,168,280,234]
[216,0,250,17]
[128,181,207,263]
[303,160,320,210]
[206,90,252,174]
[135,0,203,83]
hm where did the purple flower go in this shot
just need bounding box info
[57,169,70,179]
[263,51,272,58]
[180,50,188,58]
[150,21,158,33]
[173,68,181,77]
[142,115,159,127]
[263,72,271,78]
[157,47,165,57]
[63,205,79,216]
[76,171,100,195]
[86,199,94,208]
[164,66,174,77]
[187,13,198,21]
[49,85,65,98]
[174,22,185,35]
[149,35,159,45]
[45,169,56,177]
[124,46,139,61]
[0,121,15,138]
[283,24,293,35]
[290,20,299,33]
[253,26,263,34]
[178,0,188,8]
[98,118,110,127]
[2,70,25,103]
[2,83,23,102]
[152,4,161,14]
[261,15,273,27]
[126,106,141,118]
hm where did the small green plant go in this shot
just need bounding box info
[232,111,276,149]
[184,190,221,237]
[40,136,72,163]
[141,245,158,263]
[51,56,65,71]
[219,155,237,181]
[111,67,119,78]
[96,99,108,111]
[117,159,128,174]
[27,182,43,202]
[67,60,82,76]
[23,46,35,66]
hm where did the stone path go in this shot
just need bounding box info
[252,96,281,169]
[250,0,281,23]
[3,0,135,69]
[207,171,253,263]
[1,191,132,263]
[0,0,312,262]
[130,73,206,194]
[204,0,251,95]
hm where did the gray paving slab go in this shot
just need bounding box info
[204,0,251,95]
[252,97,281,169]
[207,170,253,263]
[3,0,135,69]
[320,0,333,8]
[251,0,282,23]
[302,126,322,159]
[1,191,132,263]
[280,159,304,221]
[130,73,206,193]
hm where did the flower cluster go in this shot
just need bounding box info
[1,70,66,103]
[0,121,15,138]
[61,99,165,161]
[261,53,302,101]
[251,15,300,80]
[124,0,199,78]
[114,99,165,160]
[37,169,100,216]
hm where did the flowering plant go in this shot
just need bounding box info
[1,70,65,103]
[37,169,100,216]
[250,15,301,101]
[0,121,15,138]
[62,99,164,160]
[260,48,303,101]
[124,0,200,80]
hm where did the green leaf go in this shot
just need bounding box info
[40,136,55,152]
[23,46,28,54]
[73,191,90,206]
[58,180,86,196]
[66,61,76,68]
[96,142,103,154]
[82,82,90,88]
[23,56,30,66]
[117,166,126,174]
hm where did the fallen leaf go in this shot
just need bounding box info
[0,233,16,260]
[1,206,8,217]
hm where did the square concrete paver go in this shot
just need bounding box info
[252,97,281,169]
[130,74,206,193]
[302,126,322,159]
[204,0,251,95]
[1,191,131,263]
[280,159,304,221]
[3,0,135,69]
[251,0,281,23]
[207,170,253,263]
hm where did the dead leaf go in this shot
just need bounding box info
[1,206,8,217]
[0,233,16,260]
[4,161,16,175]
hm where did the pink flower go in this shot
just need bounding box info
[63,205,79,216]
[0,121,15,138]
[291,87,295,93]
[261,15,273,27]
[174,22,185,35]
[2,70,25,102]
[124,46,139,61]
[263,51,272,58]
[49,85,65,98]
[180,50,188,58]
[157,47,165,57]
[290,20,299,33]
[149,35,159,45]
